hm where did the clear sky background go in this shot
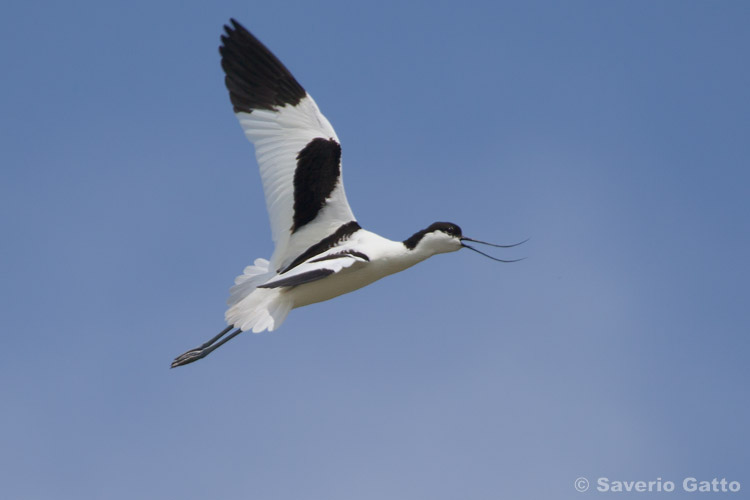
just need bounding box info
[2,1,748,499]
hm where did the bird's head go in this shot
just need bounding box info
[403,222,464,255]
[403,221,526,261]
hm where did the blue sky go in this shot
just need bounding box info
[2,1,748,499]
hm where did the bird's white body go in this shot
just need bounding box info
[225,228,461,333]
[275,230,423,307]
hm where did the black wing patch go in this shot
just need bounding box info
[292,138,342,232]
[258,268,334,289]
[220,19,306,114]
[280,221,361,274]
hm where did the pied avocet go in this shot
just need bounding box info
[171,19,523,367]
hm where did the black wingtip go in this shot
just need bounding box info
[225,18,247,37]
[218,18,306,114]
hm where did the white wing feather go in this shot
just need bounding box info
[236,95,356,272]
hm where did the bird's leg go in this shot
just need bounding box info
[171,326,243,368]
[194,325,234,350]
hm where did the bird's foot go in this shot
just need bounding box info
[171,348,209,368]
[171,326,243,368]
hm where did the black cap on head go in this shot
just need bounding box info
[426,222,462,238]
[403,221,462,249]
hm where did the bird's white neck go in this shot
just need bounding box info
[353,230,459,277]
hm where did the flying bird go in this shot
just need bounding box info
[171,19,523,368]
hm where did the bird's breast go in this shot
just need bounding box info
[285,254,418,309]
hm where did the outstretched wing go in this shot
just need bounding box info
[220,19,357,272]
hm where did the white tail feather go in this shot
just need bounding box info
[225,258,292,333]
[227,258,274,307]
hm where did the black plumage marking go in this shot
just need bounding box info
[292,137,342,232]
[310,250,370,263]
[280,221,361,274]
[258,268,335,289]
[403,222,463,250]
[220,19,306,113]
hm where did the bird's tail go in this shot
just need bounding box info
[225,258,292,333]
